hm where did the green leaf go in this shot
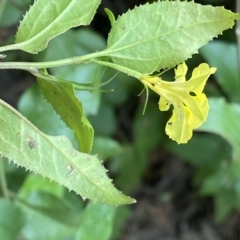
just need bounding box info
[18,191,81,226]
[18,84,77,146]
[198,98,240,160]
[197,99,240,222]
[0,0,32,27]
[76,202,116,240]
[200,41,240,102]
[0,99,135,206]
[17,197,75,240]
[0,1,22,27]
[39,29,106,116]
[14,0,101,53]
[111,206,130,239]
[18,173,64,199]
[37,74,94,153]
[0,199,25,240]
[106,1,239,74]
[200,167,228,195]
[214,188,237,222]
[166,134,231,167]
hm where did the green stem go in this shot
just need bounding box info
[0,51,105,70]
[0,49,144,83]
[92,60,142,79]
[0,158,10,200]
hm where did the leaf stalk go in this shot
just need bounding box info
[0,51,104,70]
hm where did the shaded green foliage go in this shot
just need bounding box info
[0,0,240,239]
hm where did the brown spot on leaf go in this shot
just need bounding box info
[26,138,37,149]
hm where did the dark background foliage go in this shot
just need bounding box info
[0,0,239,240]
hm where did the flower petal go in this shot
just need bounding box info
[159,96,171,111]
[165,105,193,144]
[140,62,216,144]
[179,92,209,126]
[165,93,209,143]
[185,63,217,94]
[174,62,188,82]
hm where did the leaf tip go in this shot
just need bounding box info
[131,198,137,204]
[104,8,115,25]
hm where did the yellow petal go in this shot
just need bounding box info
[165,106,193,144]
[179,92,209,125]
[165,93,209,143]
[185,63,217,94]
[139,62,216,144]
[159,96,171,111]
[174,62,188,82]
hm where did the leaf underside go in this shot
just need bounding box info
[15,0,101,53]
[106,1,240,74]
[0,100,135,206]
[37,75,93,153]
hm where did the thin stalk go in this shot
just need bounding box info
[0,51,105,70]
[0,159,10,200]
[92,60,142,80]
[0,49,144,84]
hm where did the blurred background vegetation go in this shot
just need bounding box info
[0,0,240,239]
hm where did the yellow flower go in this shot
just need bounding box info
[140,62,216,144]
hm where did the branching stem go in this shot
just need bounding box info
[0,51,105,70]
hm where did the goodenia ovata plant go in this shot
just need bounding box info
[0,0,239,206]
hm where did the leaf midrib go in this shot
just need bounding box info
[17,0,89,47]
[106,17,233,55]
[0,101,119,201]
